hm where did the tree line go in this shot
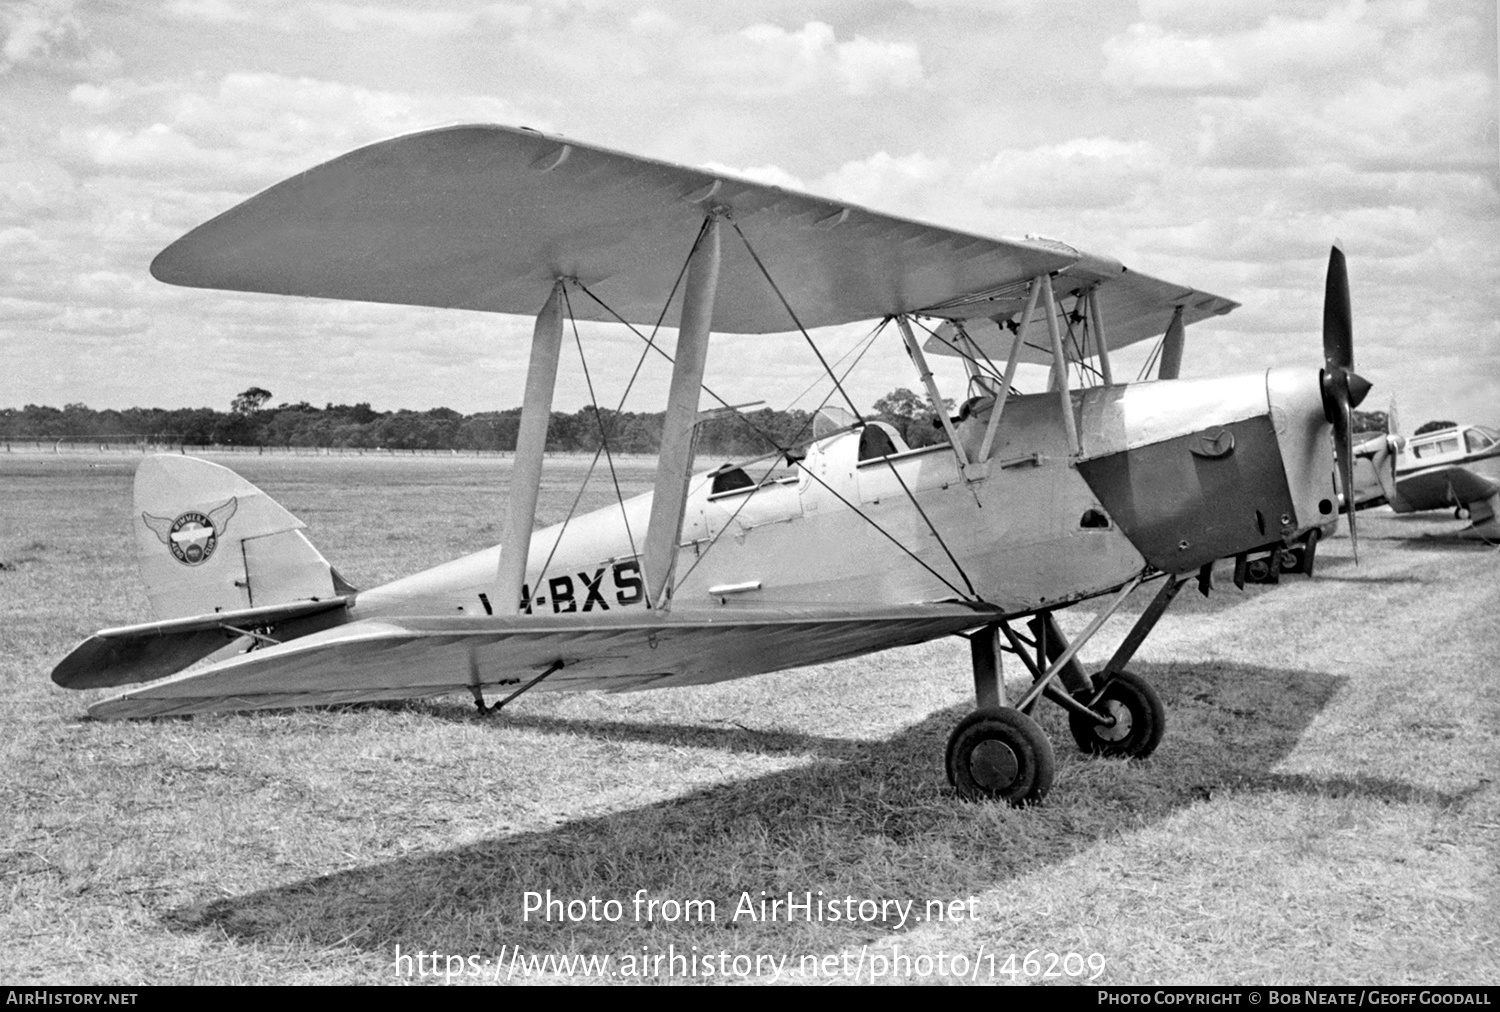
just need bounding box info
[0,388,949,457]
[1,397,1437,457]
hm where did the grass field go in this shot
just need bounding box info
[2,450,1496,986]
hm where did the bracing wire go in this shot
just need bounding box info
[726,218,980,600]
[562,284,637,561]
[554,213,985,604]
[528,221,710,596]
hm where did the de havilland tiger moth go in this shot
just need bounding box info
[51,124,1373,805]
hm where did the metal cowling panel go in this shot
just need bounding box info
[1075,415,1296,573]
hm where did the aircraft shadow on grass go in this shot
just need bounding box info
[159,659,1465,957]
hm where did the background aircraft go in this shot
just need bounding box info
[1349,402,1500,539]
[52,124,1369,806]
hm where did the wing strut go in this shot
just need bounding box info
[1040,274,1081,455]
[1086,290,1114,385]
[978,276,1043,463]
[497,280,565,615]
[642,216,722,610]
[1157,305,1186,380]
[895,315,970,472]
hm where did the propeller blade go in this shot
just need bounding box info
[1319,245,1361,561]
[1323,243,1353,372]
[1331,385,1359,563]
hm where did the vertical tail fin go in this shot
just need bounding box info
[134,455,349,620]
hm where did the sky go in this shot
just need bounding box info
[1,0,1496,429]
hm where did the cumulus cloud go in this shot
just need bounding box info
[1195,70,1496,174]
[304,2,474,36]
[2,0,81,69]
[0,156,77,221]
[1103,2,1384,94]
[817,151,948,210]
[164,0,255,24]
[699,160,807,191]
[716,21,925,97]
[1,0,115,75]
[58,72,541,187]
[967,138,1167,210]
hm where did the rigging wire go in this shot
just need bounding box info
[554,214,985,604]
[726,218,980,601]
[910,316,1007,385]
[528,221,710,598]
[562,284,638,561]
[1137,335,1165,381]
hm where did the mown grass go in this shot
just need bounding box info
[1,450,1496,985]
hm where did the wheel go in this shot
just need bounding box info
[946,707,1055,806]
[1068,670,1166,759]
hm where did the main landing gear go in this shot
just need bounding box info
[946,573,1186,805]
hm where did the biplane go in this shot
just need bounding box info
[1349,404,1500,539]
[52,124,1371,805]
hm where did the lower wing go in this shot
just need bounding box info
[82,603,998,719]
[1394,465,1500,512]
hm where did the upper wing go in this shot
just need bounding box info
[148,124,1229,335]
[85,603,995,719]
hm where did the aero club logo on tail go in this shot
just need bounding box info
[141,497,238,566]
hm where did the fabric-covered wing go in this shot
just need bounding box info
[923,267,1239,365]
[86,603,997,719]
[152,124,1093,334]
[1394,465,1500,511]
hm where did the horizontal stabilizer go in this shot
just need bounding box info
[85,603,996,719]
[53,597,350,689]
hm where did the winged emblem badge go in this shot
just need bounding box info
[141,498,238,566]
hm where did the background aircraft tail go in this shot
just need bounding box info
[134,455,351,620]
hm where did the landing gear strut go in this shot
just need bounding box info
[946,573,1187,804]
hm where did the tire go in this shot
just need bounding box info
[946,707,1055,806]
[1068,670,1166,759]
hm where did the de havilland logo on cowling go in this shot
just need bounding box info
[141,498,238,566]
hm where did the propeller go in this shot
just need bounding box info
[1319,244,1372,561]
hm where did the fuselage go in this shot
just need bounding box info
[353,367,1338,623]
